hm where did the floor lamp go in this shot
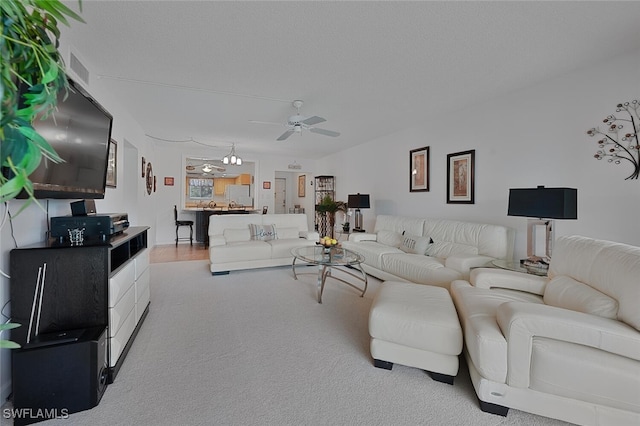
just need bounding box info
[348,193,370,232]
[507,186,577,265]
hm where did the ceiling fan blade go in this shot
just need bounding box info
[249,120,284,126]
[277,130,295,141]
[309,127,340,137]
[302,116,326,126]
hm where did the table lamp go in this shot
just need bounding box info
[507,186,577,265]
[348,193,370,232]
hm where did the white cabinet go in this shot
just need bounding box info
[134,250,151,323]
[107,244,150,373]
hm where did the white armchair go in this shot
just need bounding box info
[450,235,640,425]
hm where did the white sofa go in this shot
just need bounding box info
[208,214,319,274]
[342,215,513,289]
[451,235,640,425]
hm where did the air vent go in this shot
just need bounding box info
[69,52,89,84]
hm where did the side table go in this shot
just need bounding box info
[491,259,548,277]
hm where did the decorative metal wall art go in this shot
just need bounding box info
[587,100,639,180]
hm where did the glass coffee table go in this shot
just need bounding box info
[291,246,368,304]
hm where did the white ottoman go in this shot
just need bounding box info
[369,281,463,384]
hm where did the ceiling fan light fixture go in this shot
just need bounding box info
[202,165,213,173]
[222,156,229,165]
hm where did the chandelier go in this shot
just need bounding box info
[222,143,242,166]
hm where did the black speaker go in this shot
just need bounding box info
[11,326,108,425]
[70,199,96,216]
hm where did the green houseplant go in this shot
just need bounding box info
[1,0,84,204]
[0,323,20,348]
[316,195,347,238]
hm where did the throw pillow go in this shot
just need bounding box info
[543,275,618,319]
[376,230,403,247]
[249,224,278,241]
[399,234,432,255]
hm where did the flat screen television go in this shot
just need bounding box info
[14,78,114,199]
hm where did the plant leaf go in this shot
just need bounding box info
[0,323,21,331]
[0,341,21,349]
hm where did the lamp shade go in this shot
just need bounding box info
[508,186,577,219]
[348,193,370,209]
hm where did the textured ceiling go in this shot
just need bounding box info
[60,1,640,159]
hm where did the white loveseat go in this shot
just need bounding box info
[451,235,640,425]
[208,214,319,274]
[341,215,513,289]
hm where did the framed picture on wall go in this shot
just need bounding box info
[298,175,306,197]
[447,149,475,204]
[409,146,429,192]
[164,177,174,186]
[106,139,117,188]
[263,181,271,189]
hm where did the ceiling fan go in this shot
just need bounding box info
[250,100,340,141]
[201,163,226,174]
[186,161,226,175]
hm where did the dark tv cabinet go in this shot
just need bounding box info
[10,226,151,385]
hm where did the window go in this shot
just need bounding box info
[188,177,213,199]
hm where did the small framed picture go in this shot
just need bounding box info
[409,146,429,192]
[141,156,146,178]
[298,175,306,197]
[106,139,117,188]
[447,150,475,204]
[164,177,175,186]
[263,181,271,189]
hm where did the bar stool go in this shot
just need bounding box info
[174,205,193,246]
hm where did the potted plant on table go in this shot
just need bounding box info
[316,195,347,239]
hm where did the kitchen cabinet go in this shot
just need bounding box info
[214,177,235,195]
[235,174,251,185]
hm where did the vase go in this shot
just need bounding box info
[322,246,332,260]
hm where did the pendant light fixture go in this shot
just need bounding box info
[222,143,242,166]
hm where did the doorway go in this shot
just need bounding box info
[274,178,286,213]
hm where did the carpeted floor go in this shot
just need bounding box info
[16,260,571,425]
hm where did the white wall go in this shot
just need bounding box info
[318,49,640,260]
